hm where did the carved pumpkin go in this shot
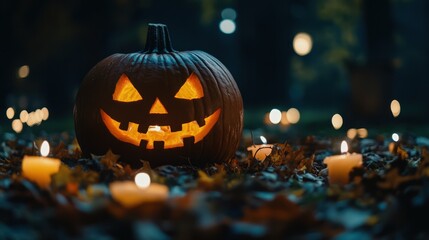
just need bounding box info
[74,23,243,167]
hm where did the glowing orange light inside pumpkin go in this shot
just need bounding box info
[174,73,204,100]
[113,74,143,102]
[100,109,220,149]
[101,72,220,150]
[149,98,168,114]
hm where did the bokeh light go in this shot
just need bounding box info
[263,112,271,125]
[293,32,313,56]
[280,111,290,125]
[36,109,43,122]
[269,109,282,124]
[347,128,357,139]
[219,19,236,34]
[135,172,151,189]
[286,108,300,124]
[6,107,15,119]
[18,65,30,78]
[12,119,23,133]
[390,99,401,117]
[20,110,29,123]
[331,114,343,130]
[221,8,237,20]
[41,107,49,121]
[260,136,267,144]
[27,112,36,127]
[357,128,368,138]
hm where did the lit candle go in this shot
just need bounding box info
[247,136,273,161]
[110,172,169,208]
[323,140,362,185]
[22,141,61,188]
[388,133,399,154]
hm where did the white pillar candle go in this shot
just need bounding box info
[110,172,169,208]
[247,136,273,161]
[323,140,362,185]
[22,141,61,188]
[247,144,273,161]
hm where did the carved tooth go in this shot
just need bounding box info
[182,136,195,147]
[197,118,206,127]
[139,139,148,149]
[119,122,129,131]
[153,141,165,150]
[170,123,182,132]
[138,124,149,133]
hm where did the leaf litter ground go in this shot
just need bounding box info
[1,131,429,239]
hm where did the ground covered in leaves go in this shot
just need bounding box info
[1,131,429,239]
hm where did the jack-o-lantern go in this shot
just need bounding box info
[74,23,243,167]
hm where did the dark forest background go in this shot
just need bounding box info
[1,0,428,134]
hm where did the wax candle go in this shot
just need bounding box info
[388,133,399,154]
[22,141,61,188]
[247,144,273,161]
[110,172,169,208]
[323,140,362,185]
[247,136,273,161]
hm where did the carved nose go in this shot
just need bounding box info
[149,98,168,114]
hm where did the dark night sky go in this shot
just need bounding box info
[1,0,429,130]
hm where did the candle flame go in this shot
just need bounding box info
[260,136,267,144]
[40,141,50,157]
[392,133,399,142]
[135,172,151,189]
[341,140,348,154]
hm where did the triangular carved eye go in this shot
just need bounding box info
[174,73,204,100]
[113,74,143,102]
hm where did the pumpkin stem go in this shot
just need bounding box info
[143,23,175,54]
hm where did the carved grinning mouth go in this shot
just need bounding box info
[100,109,221,149]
